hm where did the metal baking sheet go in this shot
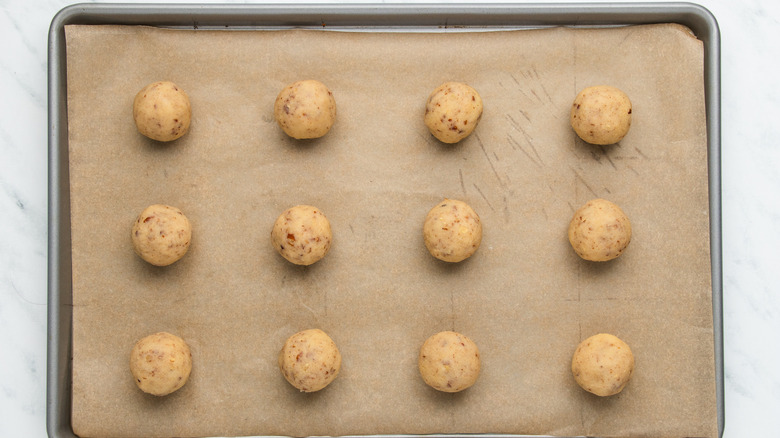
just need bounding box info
[47,3,722,437]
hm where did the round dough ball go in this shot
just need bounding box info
[130,332,192,396]
[423,198,482,263]
[572,333,634,397]
[131,204,192,266]
[570,85,632,145]
[271,205,332,266]
[274,80,336,139]
[418,331,481,393]
[568,198,631,262]
[278,329,342,392]
[133,81,191,142]
[424,81,483,143]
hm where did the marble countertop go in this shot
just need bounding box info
[2,0,778,436]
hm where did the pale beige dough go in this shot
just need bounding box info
[274,80,337,139]
[572,333,634,397]
[424,81,483,143]
[133,81,191,142]
[423,198,482,263]
[568,198,631,262]
[570,85,632,145]
[418,331,481,393]
[271,205,332,266]
[131,204,192,266]
[130,332,192,396]
[278,329,341,392]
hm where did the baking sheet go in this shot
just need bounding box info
[60,18,717,438]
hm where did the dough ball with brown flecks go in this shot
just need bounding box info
[418,331,481,392]
[572,333,634,396]
[424,82,483,143]
[130,332,192,396]
[278,329,341,392]
[570,85,632,145]
[274,80,337,139]
[271,205,332,266]
[568,198,631,262]
[133,81,191,142]
[131,204,192,266]
[423,198,482,263]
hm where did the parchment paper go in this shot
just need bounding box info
[65,23,717,438]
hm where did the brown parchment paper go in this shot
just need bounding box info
[65,23,716,438]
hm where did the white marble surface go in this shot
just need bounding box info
[1,0,778,436]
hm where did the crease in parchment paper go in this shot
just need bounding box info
[65,23,716,438]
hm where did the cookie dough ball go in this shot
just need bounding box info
[131,204,192,266]
[568,198,631,262]
[133,81,191,142]
[572,333,634,397]
[418,331,481,393]
[130,332,192,396]
[570,85,632,145]
[274,80,336,139]
[423,198,482,263]
[424,81,483,143]
[278,329,342,392]
[271,205,332,266]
